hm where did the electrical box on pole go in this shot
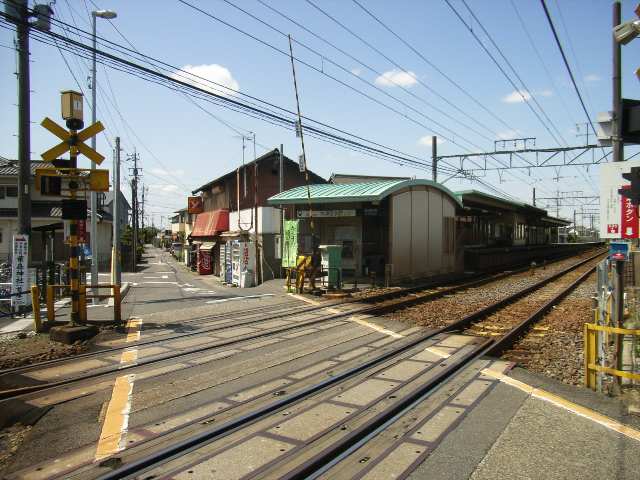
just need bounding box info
[622,98,640,144]
[619,166,640,205]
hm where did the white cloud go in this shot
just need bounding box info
[375,69,418,87]
[418,136,446,147]
[502,90,531,103]
[496,129,522,140]
[151,167,185,177]
[351,68,362,76]
[584,73,600,83]
[149,183,180,194]
[173,64,239,96]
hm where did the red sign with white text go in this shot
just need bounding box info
[620,185,639,239]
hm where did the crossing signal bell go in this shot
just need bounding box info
[619,166,640,205]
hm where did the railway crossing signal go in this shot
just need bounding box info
[40,117,105,165]
[39,90,109,325]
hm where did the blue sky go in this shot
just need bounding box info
[1,0,639,227]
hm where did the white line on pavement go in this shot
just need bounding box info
[206,294,275,304]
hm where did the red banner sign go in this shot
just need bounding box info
[620,185,639,239]
[77,219,87,243]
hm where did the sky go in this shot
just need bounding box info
[1,0,639,228]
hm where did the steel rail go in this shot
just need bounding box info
[0,246,584,380]
[296,254,600,480]
[0,244,599,380]
[0,246,586,389]
[92,250,604,480]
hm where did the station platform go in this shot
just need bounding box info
[410,366,640,480]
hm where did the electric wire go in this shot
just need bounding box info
[349,0,514,133]
[0,9,518,200]
[444,0,563,146]
[509,0,576,129]
[225,0,498,144]
[460,0,568,146]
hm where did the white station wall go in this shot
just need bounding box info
[390,186,457,280]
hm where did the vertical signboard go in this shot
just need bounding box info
[600,159,640,238]
[282,220,299,268]
[620,186,639,238]
[11,234,29,311]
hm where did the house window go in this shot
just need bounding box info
[0,187,4,199]
[0,230,3,243]
[6,186,17,197]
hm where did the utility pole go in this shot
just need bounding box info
[532,187,536,206]
[129,150,140,272]
[279,144,284,270]
[14,0,31,237]
[431,136,438,182]
[612,1,625,385]
[111,137,121,286]
[141,185,146,230]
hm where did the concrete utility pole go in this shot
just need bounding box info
[129,151,140,272]
[532,188,536,206]
[14,0,31,237]
[111,136,121,286]
[279,144,284,267]
[431,136,438,183]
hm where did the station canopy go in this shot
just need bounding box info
[267,179,462,207]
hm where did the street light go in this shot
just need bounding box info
[90,8,117,303]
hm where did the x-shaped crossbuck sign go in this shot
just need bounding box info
[40,117,105,165]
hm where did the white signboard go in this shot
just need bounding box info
[297,210,356,218]
[600,159,640,238]
[11,234,29,310]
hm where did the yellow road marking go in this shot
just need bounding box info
[95,318,142,461]
[94,374,135,461]
[482,368,640,443]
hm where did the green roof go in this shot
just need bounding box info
[267,179,462,207]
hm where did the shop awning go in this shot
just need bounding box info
[191,209,229,237]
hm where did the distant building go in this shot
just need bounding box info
[0,157,114,269]
[190,148,326,283]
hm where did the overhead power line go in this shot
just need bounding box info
[460,0,567,146]
[0,7,519,200]
[539,0,597,138]
[349,0,514,134]
[444,0,564,146]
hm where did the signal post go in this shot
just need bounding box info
[38,91,114,342]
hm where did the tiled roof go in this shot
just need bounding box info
[0,158,53,176]
[267,179,462,207]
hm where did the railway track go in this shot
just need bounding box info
[0,249,603,402]
[35,249,603,480]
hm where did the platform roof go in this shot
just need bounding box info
[455,190,546,215]
[267,179,463,207]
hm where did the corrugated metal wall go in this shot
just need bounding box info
[390,186,458,280]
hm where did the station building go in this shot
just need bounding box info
[267,178,463,283]
[268,178,573,284]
